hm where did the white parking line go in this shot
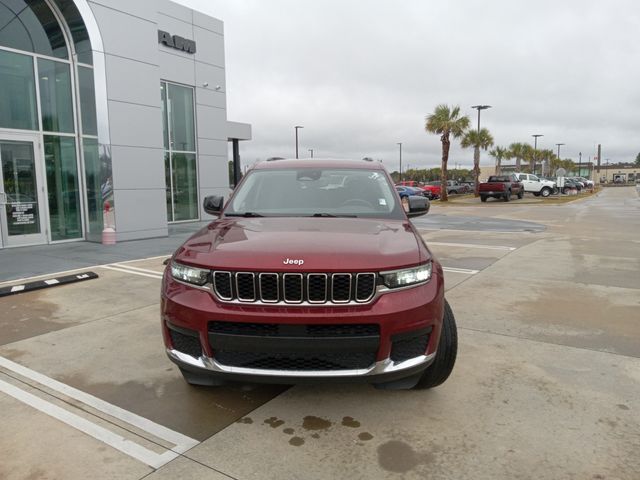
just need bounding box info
[0,378,182,468]
[113,264,166,276]
[0,254,170,287]
[0,356,198,459]
[428,241,516,251]
[442,267,480,275]
[100,265,163,279]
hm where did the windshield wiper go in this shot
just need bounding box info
[310,213,357,218]
[225,212,264,217]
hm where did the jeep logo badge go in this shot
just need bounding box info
[283,258,304,266]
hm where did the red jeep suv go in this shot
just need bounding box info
[161,159,457,389]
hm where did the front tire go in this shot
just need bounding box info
[504,190,511,202]
[412,300,458,389]
[517,189,524,199]
[540,187,551,197]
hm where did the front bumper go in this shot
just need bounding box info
[167,347,436,384]
[161,266,444,384]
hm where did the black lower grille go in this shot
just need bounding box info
[209,321,380,371]
[209,322,379,337]
[390,332,430,362]
[169,328,202,358]
[214,351,375,370]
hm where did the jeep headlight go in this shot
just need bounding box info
[171,262,209,286]
[381,263,432,288]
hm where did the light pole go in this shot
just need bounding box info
[578,152,582,177]
[471,105,491,132]
[294,125,304,159]
[397,142,402,182]
[308,148,314,158]
[532,134,543,175]
[555,143,565,176]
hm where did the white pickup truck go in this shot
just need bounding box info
[514,173,557,197]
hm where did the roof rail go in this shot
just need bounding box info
[266,157,285,162]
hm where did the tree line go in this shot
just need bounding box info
[424,104,576,201]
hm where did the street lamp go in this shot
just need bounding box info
[532,134,543,175]
[294,125,304,159]
[555,143,565,176]
[308,148,314,158]
[578,152,582,177]
[397,142,403,181]
[471,105,492,132]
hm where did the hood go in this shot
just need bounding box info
[174,217,427,272]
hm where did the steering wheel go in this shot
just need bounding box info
[341,198,374,208]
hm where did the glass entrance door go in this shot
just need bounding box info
[0,134,47,247]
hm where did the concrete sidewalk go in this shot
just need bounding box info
[0,222,209,283]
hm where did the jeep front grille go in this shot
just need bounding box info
[212,271,377,305]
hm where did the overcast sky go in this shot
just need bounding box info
[175,0,639,171]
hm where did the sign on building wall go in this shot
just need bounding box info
[158,30,196,54]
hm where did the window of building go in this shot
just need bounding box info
[0,50,38,130]
[38,58,74,133]
[44,135,81,240]
[0,0,68,59]
[161,81,199,222]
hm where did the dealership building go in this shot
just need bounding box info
[0,0,250,249]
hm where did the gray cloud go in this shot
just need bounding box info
[176,0,640,171]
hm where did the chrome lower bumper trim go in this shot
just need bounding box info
[166,348,436,378]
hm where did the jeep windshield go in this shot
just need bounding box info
[225,168,405,219]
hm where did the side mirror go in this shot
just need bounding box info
[203,195,224,216]
[406,195,430,218]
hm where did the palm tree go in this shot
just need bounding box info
[508,142,528,171]
[537,149,555,176]
[489,146,509,175]
[461,128,494,195]
[425,105,470,202]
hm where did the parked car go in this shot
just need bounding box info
[423,181,442,198]
[561,178,582,193]
[396,186,431,213]
[478,174,524,202]
[396,185,436,202]
[445,180,469,195]
[575,177,595,188]
[162,158,456,390]
[514,173,557,197]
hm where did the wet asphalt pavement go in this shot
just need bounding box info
[0,187,638,480]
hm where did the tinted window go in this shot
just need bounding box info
[0,50,38,130]
[38,58,74,133]
[0,0,68,59]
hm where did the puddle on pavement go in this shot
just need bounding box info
[341,416,360,428]
[264,417,285,428]
[377,440,434,474]
[0,292,69,346]
[302,415,332,431]
[57,371,288,441]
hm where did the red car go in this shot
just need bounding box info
[161,159,457,390]
[423,182,442,198]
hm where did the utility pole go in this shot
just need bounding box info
[397,142,402,182]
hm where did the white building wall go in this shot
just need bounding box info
[86,0,234,241]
